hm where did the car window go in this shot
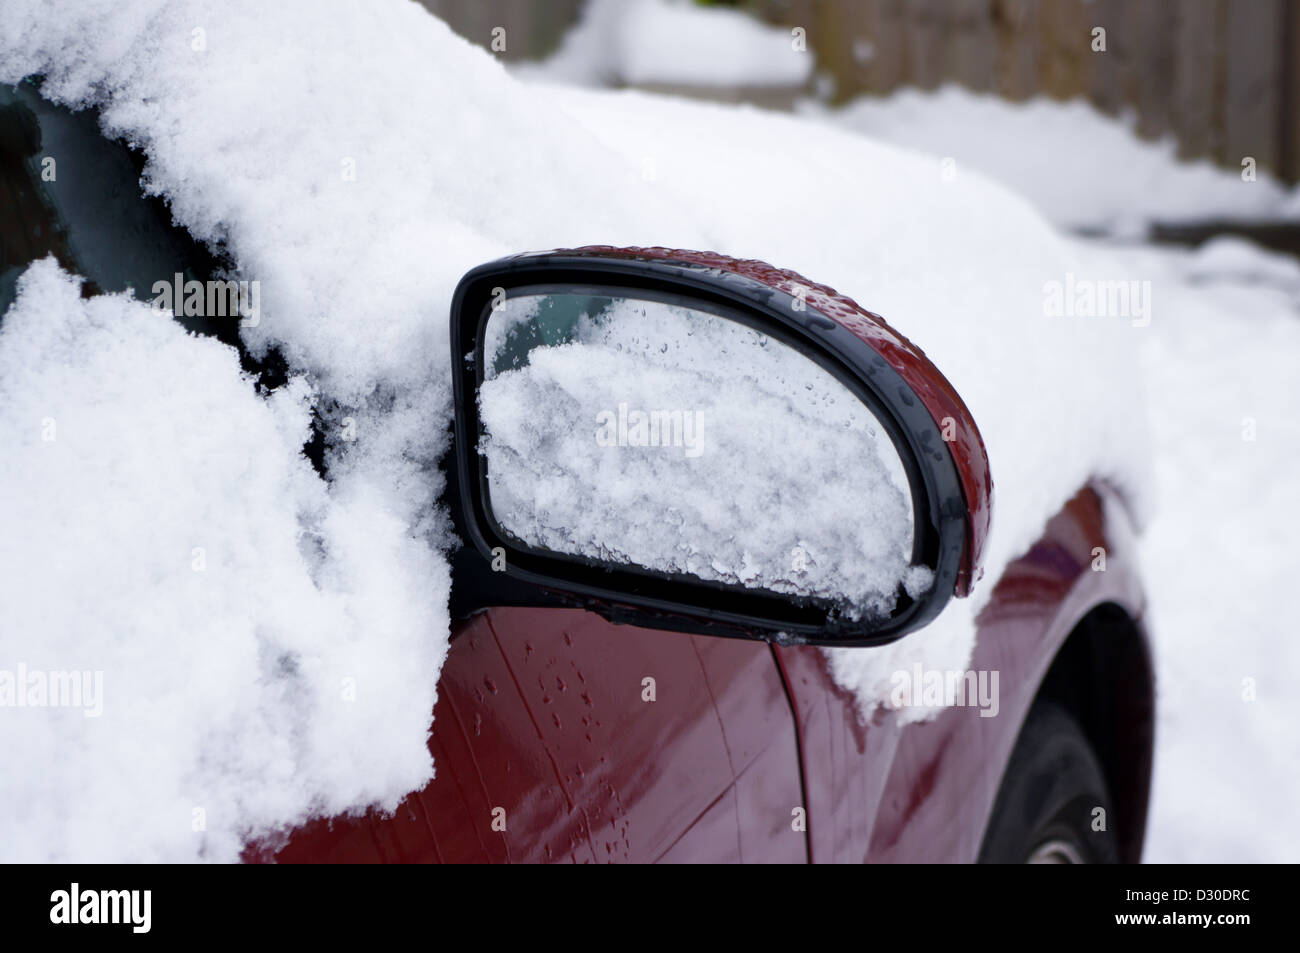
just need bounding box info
[0,79,229,342]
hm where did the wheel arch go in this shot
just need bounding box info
[1031,601,1155,863]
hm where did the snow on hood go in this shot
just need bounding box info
[0,0,1151,860]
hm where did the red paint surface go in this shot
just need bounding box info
[263,609,805,863]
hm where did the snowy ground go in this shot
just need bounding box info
[1104,239,1300,862]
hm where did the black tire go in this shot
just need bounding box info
[978,701,1120,863]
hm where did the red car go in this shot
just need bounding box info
[1,84,1152,866]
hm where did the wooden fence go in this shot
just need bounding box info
[420,0,1300,185]
[754,0,1300,184]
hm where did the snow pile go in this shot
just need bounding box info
[806,87,1298,234]
[0,0,691,402]
[0,261,449,861]
[515,0,811,89]
[1182,235,1300,304]
[479,293,923,614]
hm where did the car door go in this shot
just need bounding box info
[270,609,806,863]
[0,81,225,338]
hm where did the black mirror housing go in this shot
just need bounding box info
[450,247,990,647]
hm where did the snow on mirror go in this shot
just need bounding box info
[478,291,932,618]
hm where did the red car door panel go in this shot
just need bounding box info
[268,607,803,863]
[690,634,807,863]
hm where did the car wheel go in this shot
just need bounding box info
[978,701,1120,864]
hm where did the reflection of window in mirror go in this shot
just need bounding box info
[488,293,617,377]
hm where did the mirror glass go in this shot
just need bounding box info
[478,290,930,619]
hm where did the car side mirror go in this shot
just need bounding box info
[450,247,991,646]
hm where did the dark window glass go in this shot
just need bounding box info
[0,78,232,344]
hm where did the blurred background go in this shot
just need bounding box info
[421,0,1300,187]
